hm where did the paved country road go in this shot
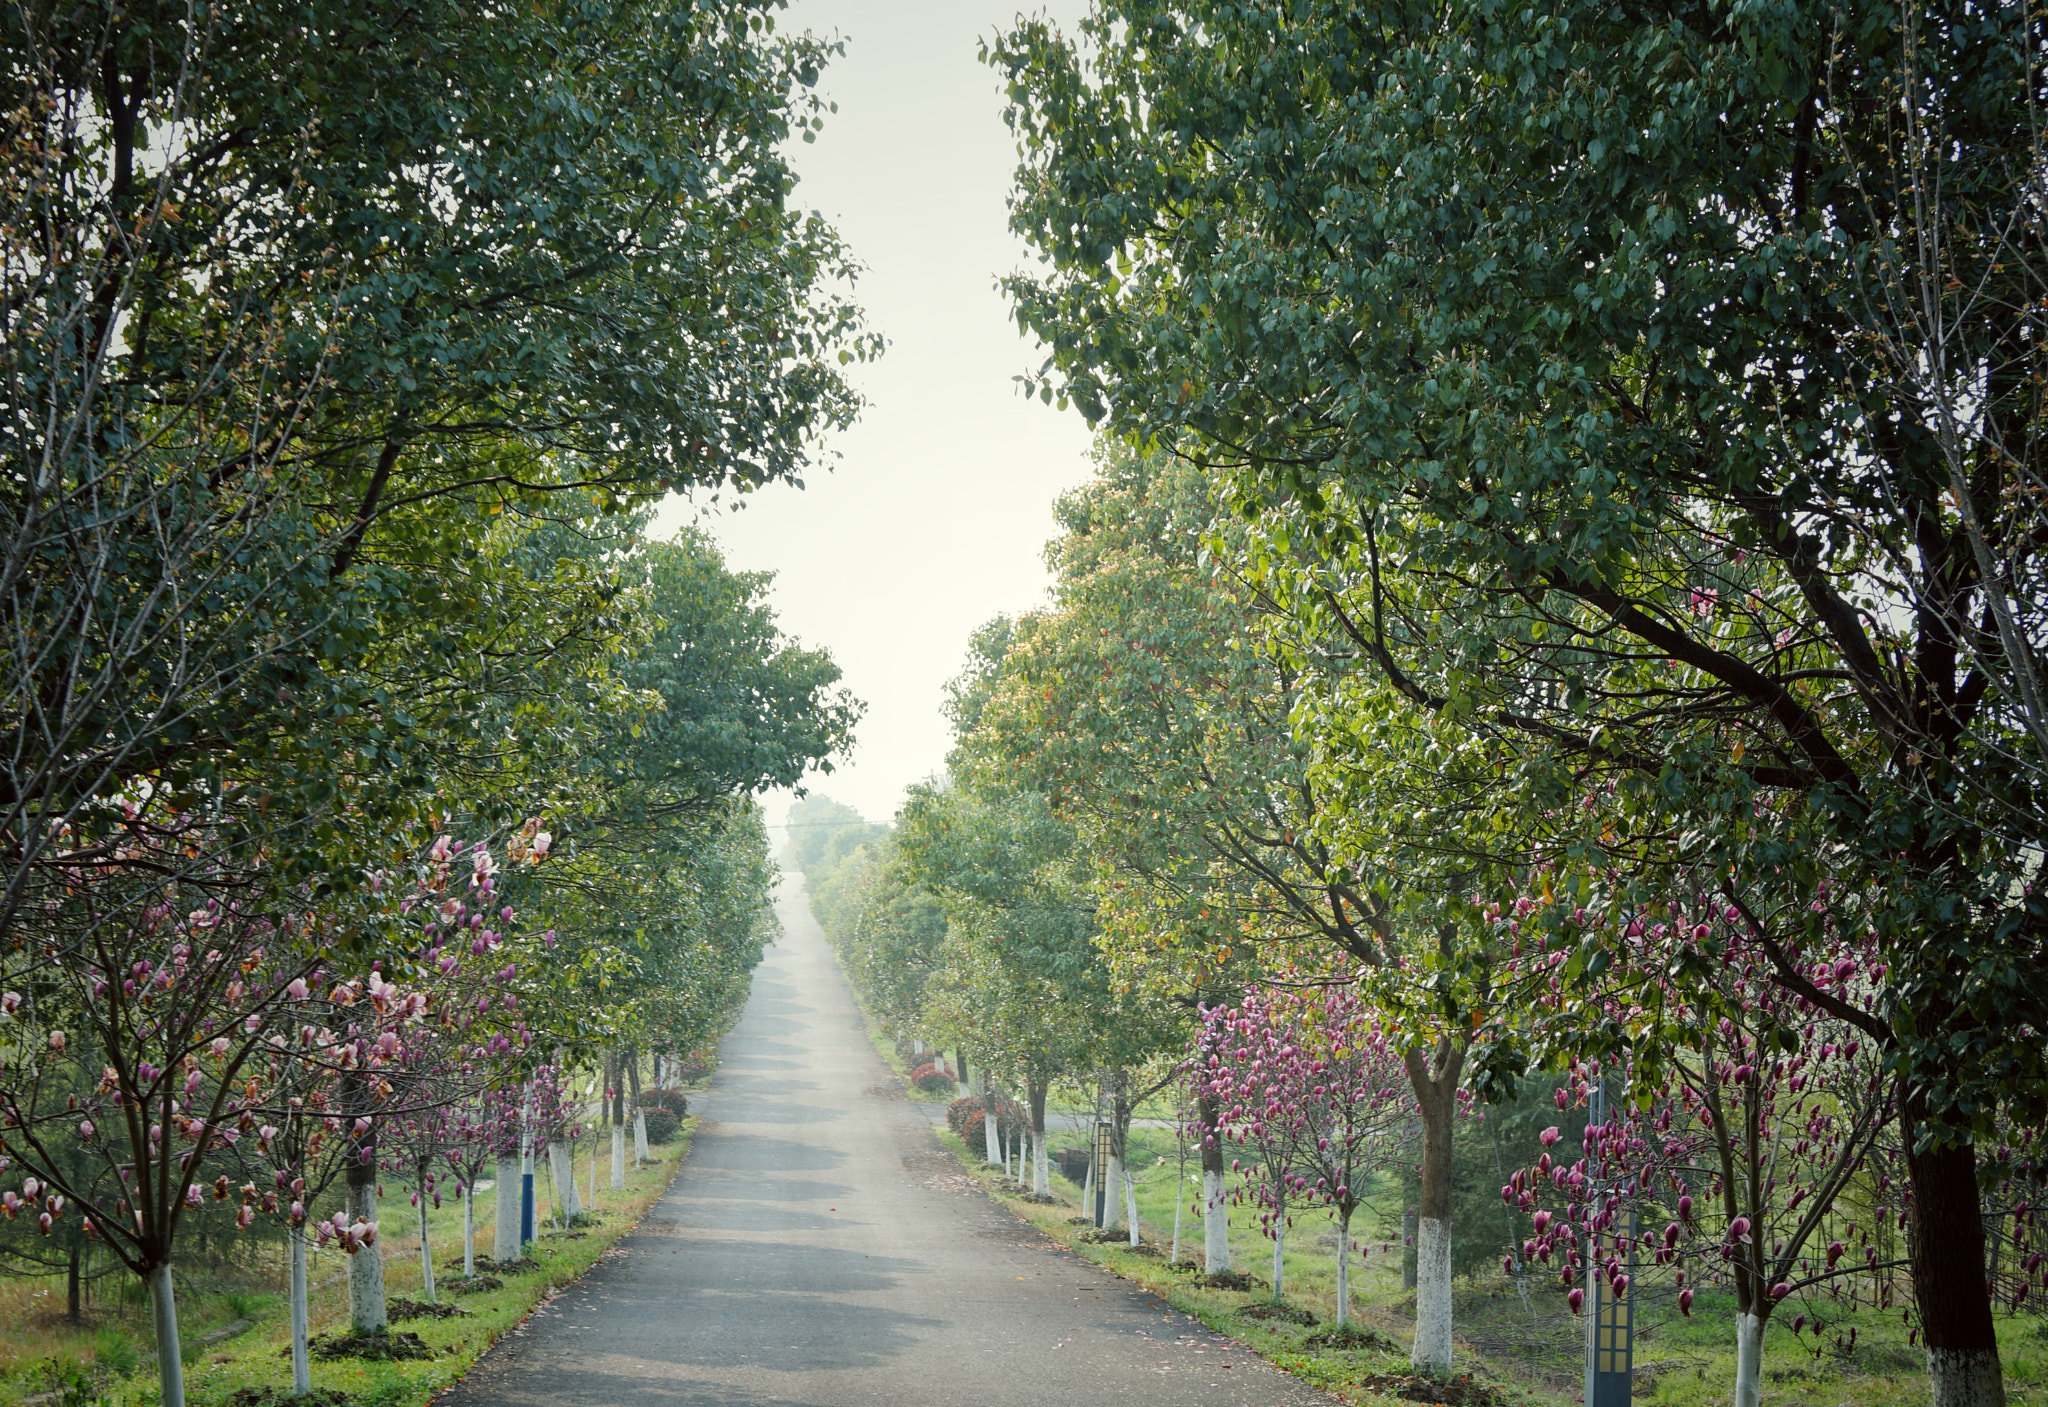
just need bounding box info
[439,878,1336,1407]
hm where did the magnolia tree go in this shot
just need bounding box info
[0,854,348,1407]
[441,1085,521,1277]
[1205,981,1417,1312]
[232,973,445,1394]
[1265,979,1413,1327]
[1497,881,1896,1407]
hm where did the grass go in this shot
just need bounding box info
[0,1122,699,1406]
[973,1121,2048,1407]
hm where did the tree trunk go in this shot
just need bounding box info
[1271,1187,1286,1301]
[1029,1075,1050,1195]
[1908,1133,2008,1407]
[549,1140,581,1220]
[611,1052,627,1191]
[1104,1152,1124,1230]
[1734,1311,1764,1407]
[628,1048,649,1166]
[345,1182,387,1334]
[290,1229,311,1395]
[1125,1165,1140,1247]
[66,1242,80,1323]
[1405,1036,1465,1373]
[463,1189,476,1279]
[1198,1090,1231,1273]
[416,1190,436,1304]
[983,1096,1003,1165]
[957,1049,970,1089]
[494,1154,520,1263]
[150,1261,186,1407]
[1336,1207,1353,1328]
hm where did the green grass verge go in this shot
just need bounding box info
[3,1124,696,1406]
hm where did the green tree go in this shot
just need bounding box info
[990,6,2047,1398]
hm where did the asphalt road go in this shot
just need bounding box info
[439,877,1335,1407]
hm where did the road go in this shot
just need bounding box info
[439,877,1334,1407]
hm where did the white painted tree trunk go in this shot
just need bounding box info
[1411,1216,1453,1371]
[416,1193,436,1303]
[633,1109,650,1165]
[1271,1213,1286,1300]
[493,1155,519,1263]
[1335,1213,1352,1328]
[1125,1168,1140,1247]
[1082,1160,1096,1223]
[1203,1170,1231,1273]
[1927,1347,2008,1407]
[462,1190,475,1278]
[1734,1312,1764,1407]
[549,1140,581,1220]
[289,1230,310,1395]
[1103,1155,1125,1230]
[611,1124,626,1191]
[983,1105,1002,1165]
[1034,1134,1050,1195]
[150,1261,186,1407]
[346,1183,387,1333]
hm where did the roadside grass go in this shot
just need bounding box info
[941,1118,2047,1407]
[0,1122,696,1406]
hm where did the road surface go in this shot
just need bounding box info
[440,877,1333,1407]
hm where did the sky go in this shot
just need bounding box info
[653,0,1096,837]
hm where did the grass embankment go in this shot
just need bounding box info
[931,1117,2047,1407]
[0,1123,697,1406]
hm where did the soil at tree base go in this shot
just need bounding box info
[435,876,1339,1407]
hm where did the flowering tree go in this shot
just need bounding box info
[1203,990,1313,1303]
[441,1085,521,1278]
[0,858,344,1407]
[1500,881,1895,1407]
[1205,979,1416,1324]
[1280,979,1415,1328]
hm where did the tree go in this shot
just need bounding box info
[1207,972,1414,1327]
[990,6,2048,1399]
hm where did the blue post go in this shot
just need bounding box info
[520,1170,534,1248]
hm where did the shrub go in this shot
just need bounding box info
[642,1108,682,1144]
[946,1092,1026,1156]
[909,1060,955,1094]
[637,1088,688,1118]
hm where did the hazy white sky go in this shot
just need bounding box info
[655,0,1096,834]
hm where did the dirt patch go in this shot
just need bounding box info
[1124,1242,1164,1258]
[444,1274,504,1295]
[1066,1216,1093,1226]
[1016,1191,1058,1205]
[451,1255,533,1274]
[1166,1259,1203,1273]
[1357,1372,1509,1406]
[1238,1302,1318,1325]
[1199,1270,1261,1291]
[307,1330,437,1362]
[386,1297,471,1320]
[1303,1325,1399,1352]
[230,1390,354,1407]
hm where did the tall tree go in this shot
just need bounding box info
[991,6,2048,1399]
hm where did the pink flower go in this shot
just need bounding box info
[1567,1288,1585,1315]
[47,1031,65,1052]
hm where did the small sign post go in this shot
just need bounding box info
[1093,1121,1115,1227]
[1584,1078,1634,1407]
